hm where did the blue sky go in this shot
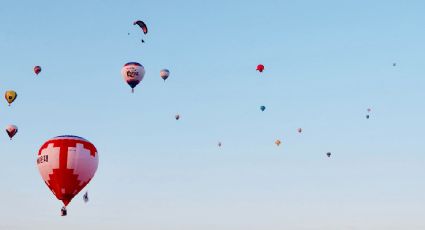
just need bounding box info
[1,0,425,229]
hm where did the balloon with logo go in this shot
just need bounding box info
[5,90,17,106]
[160,69,170,81]
[37,135,99,216]
[121,62,145,93]
[5,124,18,140]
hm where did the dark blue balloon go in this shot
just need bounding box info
[260,106,266,111]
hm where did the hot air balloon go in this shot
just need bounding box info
[260,106,266,112]
[133,20,148,43]
[298,128,302,133]
[366,115,370,119]
[121,62,145,93]
[5,90,17,106]
[275,139,281,146]
[393,63,397,67]
[256,64,264,72]
[327,152,331,158]
[6,124,18,140]
[34,66,42,75]
[37,135,99,216]
[160,69,170,81]
[218,142,222,147]
[175,114,180,120]
[367,108,371,113]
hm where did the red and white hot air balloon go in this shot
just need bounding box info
[121,62,145,93]
[5,124,18,140]
[37,135,99,215]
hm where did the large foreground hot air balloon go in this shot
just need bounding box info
[121,62,145,93]
[6,124,18,140]
[5,90,17,106]
[37,135,99,216]
[160,69,170,81]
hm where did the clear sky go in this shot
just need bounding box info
[1,0,425,229]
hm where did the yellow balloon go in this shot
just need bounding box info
[5,90,17,106]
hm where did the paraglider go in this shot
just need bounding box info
[298,128,302,133]
[175,114,180,120]
[133,20,148,43]
[327,152,331,158]
[37,135,99,216]
[34,66,41,75]
[121,62,145,93]
[5,90,17,106]
[256,64,264,72]
[275,139,281,146]
[5,124,18,140]
[260,105,266,112]
[160,69,170,81]
[83,191,89,203]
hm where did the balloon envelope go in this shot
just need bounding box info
[260,106,266,111]
[5,90,17,105]
[256,64,264,72]
[34,66,42,75]
[160,69,170,81]
[121,62,145,92]
[6,124,18,139]
[37,135,99,207]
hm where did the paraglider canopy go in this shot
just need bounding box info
[133,20,148,34]
[256,64,264,72]
[260,105,266,112]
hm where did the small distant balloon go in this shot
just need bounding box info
[298,128,302,133]
[34,66,42,75]
[275,139,281,146]
[6,124,18,140]
[160,69,170,81]
[366,114,370,119]
[256,64,264,73]
[260,105,266,112]
[327,152,331,158]
[367,108,371,113]
[218,142,222,147]
[175,114,180,120]
[393,62,397,67]
[5,90,17,106]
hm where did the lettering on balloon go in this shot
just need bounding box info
[37,155,48,164]
[126,70,139,78]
